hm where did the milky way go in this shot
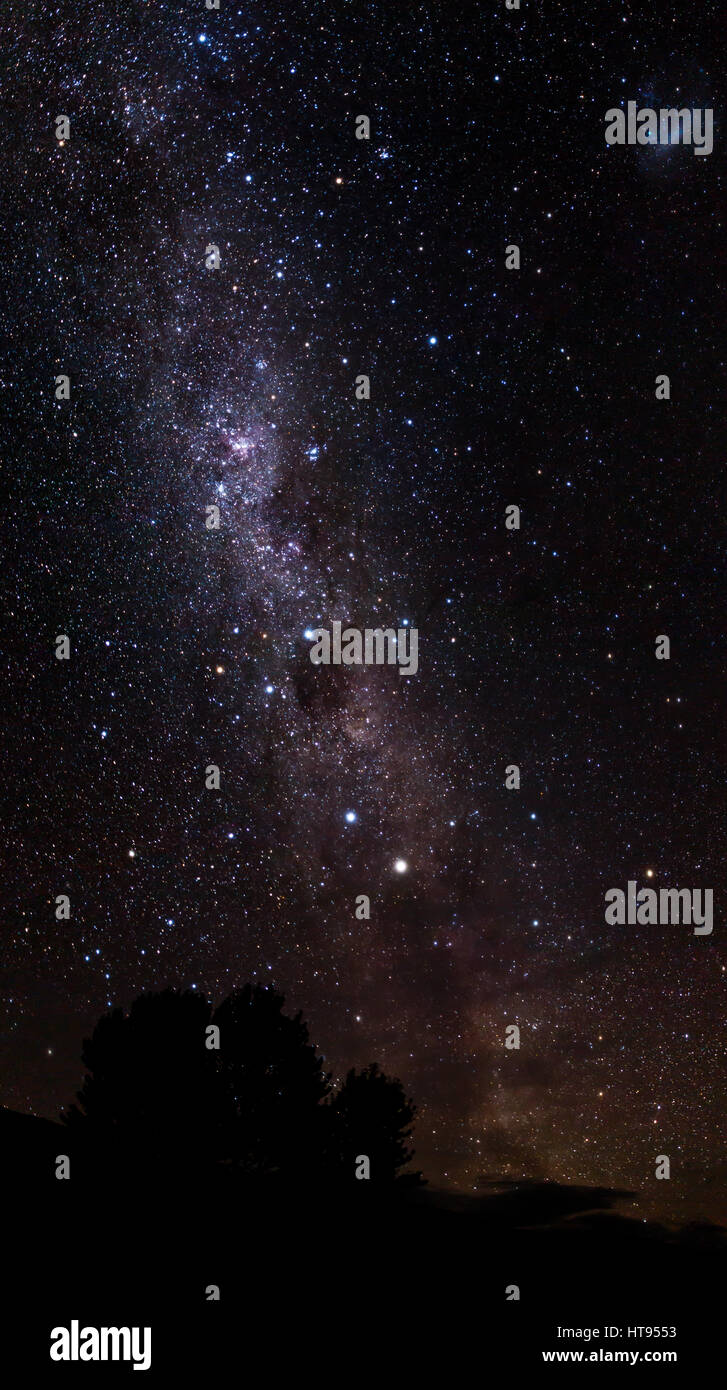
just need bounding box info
[3,0,726,1223]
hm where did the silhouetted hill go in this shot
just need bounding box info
[4,1106,725,1380]
[0,1106,65,1186]
[4,976,724,1378]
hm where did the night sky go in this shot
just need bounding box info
[3,0,725,1226]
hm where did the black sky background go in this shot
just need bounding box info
[2,0,726,1223]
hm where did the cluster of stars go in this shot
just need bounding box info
[0,0,723,1230]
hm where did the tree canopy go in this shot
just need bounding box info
[64,985,422,1189]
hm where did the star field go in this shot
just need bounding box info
[2,0,726,1225]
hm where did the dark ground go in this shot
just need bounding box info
[4,1109,723,1380]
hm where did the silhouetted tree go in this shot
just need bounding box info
[327,1063,422,1186]
[212,984,331,1179]
[63,989,229,1176]
[62,984,421,1192]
